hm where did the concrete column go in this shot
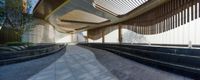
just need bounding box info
[102,29,105,43]
[77,33,79,43]
[84,35,88,43]
[71,33,74,42]
[118,24,122,44]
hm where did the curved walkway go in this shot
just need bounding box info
[0,47,65,80]
[81,46,193,80]
[0,45,193,80]
[27,46,118,80]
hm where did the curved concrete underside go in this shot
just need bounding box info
[35,0,169,33]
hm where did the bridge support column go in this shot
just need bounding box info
[102,29,105,43]
[118,24,122,44]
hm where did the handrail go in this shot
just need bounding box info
[110,46,200,58]
[79,43,200,48]
[80,43,200,79]
[0,44,67,66]
[105,48,200,76]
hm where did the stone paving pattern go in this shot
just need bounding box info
[28,46,118,80]
[82,46,193,80]
[0,48,65,80]
[0,45,194,80]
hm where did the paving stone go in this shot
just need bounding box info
[0,49,64,80]
[27,46,118,80]
[82,46,194,80]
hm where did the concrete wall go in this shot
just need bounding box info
[71,33,87,43]
[87,29,119,43]
[122,14,200,45]
[22,19,70,43]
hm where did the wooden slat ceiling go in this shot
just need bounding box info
[93,0,149,16]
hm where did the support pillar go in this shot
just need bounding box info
[76,33,79,43]
[71,33,73,43]
[85,36,88,43]
[118,24,122,44]
[102,29,105,43]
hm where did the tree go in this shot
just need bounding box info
[0,0,34,43]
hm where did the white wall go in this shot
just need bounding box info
[87,29,119,43]
[88,38,102,43]
[77,33,86,42]
[22,19,71,43]
[122,29,147,43]
[104,29,119,43]
[122,17,200,45]
[55,30,72,43]
[68,32,87,43]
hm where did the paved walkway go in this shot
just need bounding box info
[28,46,118,80]
[82,46,193,80]
[0,47,65,80]
[0,45,194,80]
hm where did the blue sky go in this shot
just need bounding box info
[27,0,39,14]
[0,0,5,8]
[0,0,39,14]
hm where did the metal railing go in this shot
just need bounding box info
[0,44,67,66]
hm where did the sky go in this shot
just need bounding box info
[0,0,5,8]
[0,0,39,14]
[27,0,39,14]
[0,0,40,14]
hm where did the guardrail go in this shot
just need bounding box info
[0,44,67,66]
[79,43,200,79]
